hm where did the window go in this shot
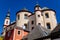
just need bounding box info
[18,15,20,20]
[38,15,40,17]
[8,31,11,37]
[47,23,51,29]
[38,23,41,25]
[31,21,34,25]
[45,13,49,18]
[31,27,34,30]
[18,31,20,35]
[24,14,28,19]
[24,24,27,28]
[6,21,8,24]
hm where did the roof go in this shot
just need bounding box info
[7,21,16,27]
[52,23,60,33]
[35,31,60,40]
[15,27,30,33]
[35,24,60,40]
[42,7,49,10]
[41,9,56,13]
[16,8,32,15]
[22,25,51,40]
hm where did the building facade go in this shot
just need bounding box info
[2,4,57,40]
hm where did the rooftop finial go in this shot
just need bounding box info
[36,1,39,5]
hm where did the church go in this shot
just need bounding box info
[2,4,57,40]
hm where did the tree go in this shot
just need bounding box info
[0,36,4,40]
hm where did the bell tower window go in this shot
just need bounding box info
[6,21,8,24]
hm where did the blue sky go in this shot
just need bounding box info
[0,0,60,35]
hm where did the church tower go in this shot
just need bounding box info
[3,9,10,37]
[16,8,31,29]
[34,4,44,27]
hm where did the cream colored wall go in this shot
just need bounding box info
[28,15,36,31]
[16,10,57,31]
[35,11,44,27]
[16,12,31,28]
[43,11,57,31]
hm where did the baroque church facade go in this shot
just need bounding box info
[2,4,57,40]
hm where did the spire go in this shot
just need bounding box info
[6,9,10,18]
[35,1,40,7]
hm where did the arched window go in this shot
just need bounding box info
[31,21,34,25]
[46,23,51,29]
[24,14,28,19]
[38,23,41,25]
[38,15,40,17]
[24,24,27,28]
[18,15,20,20]
[45,13,49,18]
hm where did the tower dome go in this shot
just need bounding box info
[16,8,31,28]
[16,8,32,14]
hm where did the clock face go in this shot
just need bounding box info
[22,25,26,29]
